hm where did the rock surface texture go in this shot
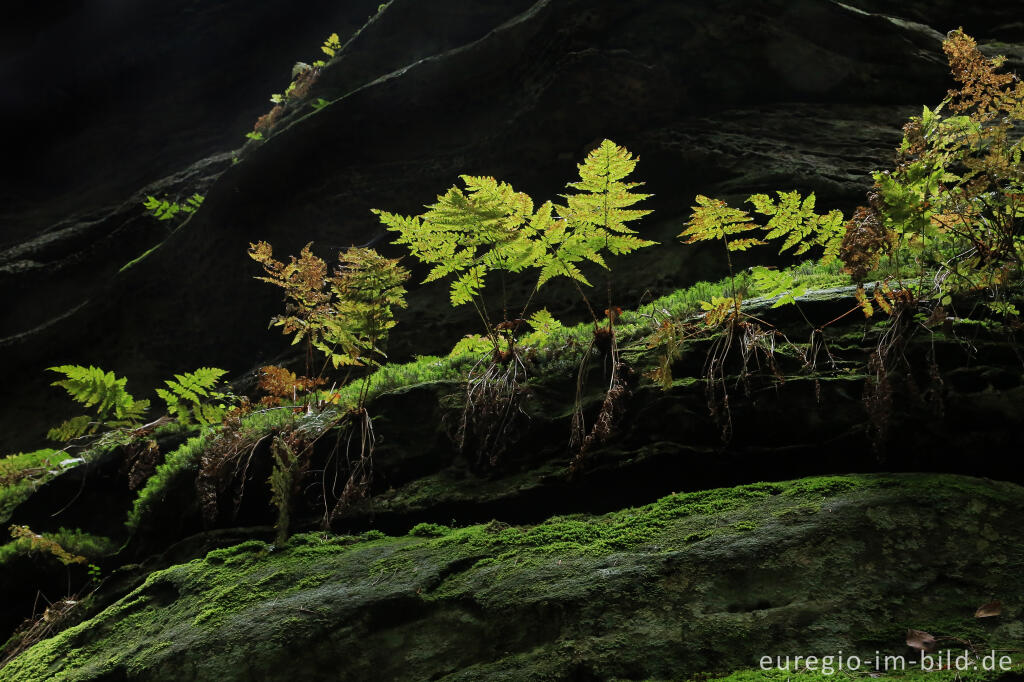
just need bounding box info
[3,3,1024,679]
[2,0,1021,451]
[2,475,1022,681]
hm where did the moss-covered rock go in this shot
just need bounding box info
[5,474,1024,680]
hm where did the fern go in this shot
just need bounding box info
[323,248,409,369]
[700,296,742,327]
[46,365,148,441]
[249,242,408,376]
[257,366,325,404]
[377,140,654,352]
[320,32,341,58]
[681,192,846,311]
[680,195,762,252]
[750,267,807,308]
[544,140,657,287]
[748,191,845,263]
[854,285,874,318]
[155,367,230,427]
[376,175,537,307]
[868,29,1024,310]
[7,525,87,566]
[142,193,203,222]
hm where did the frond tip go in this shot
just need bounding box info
[46,365,149,440]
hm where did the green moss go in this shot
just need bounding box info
[0,528,117,566]
[126,434,209,531]
[0,449,72,523]
[408,522,451,537]
[6,474,1022,681]
[126,408,299,532]
[780,476,863,498]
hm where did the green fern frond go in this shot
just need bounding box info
[47,365,146,428]
[679,195,761,250]
[374,176,534,307]
[521,309,564,347]
[564,140,653,233]
[158,367,229,427]
[748,191,845,262]
[750,266,807,308]
[533,141,656,295]
[47,415,94,442]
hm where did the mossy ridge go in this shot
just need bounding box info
[0,449,73,523]
[7,473,1022,681]
[0,528,117,567]
[119,273,1022,538]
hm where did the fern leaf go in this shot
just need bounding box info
[680,196,756,244]
[47,365,142,424]
[855,285,875,318]
[47,415,93,442]
[748,191,845,262]
[700,296,741,327]
[562,140,653,237]
[751,266,807,308]
[157,368,229,426]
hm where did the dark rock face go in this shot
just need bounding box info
[0,0,382,244]
[0,0,1020,454]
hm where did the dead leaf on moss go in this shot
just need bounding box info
[975,600,1003,618]
[906,628,936,652]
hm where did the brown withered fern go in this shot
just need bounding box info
[840,200,892,282]
[257,365,326,406]
[123,439,161,492]
[943,28,1024,121]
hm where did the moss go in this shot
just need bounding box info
[0,448,72,523]
[126,408,299,532]
[6,474,1023,681]
[780,476,862,498]
[0,528,117,567]
[408,522,451,537]
[126,434,209,531]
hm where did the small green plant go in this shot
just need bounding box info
[248,242,409,374]
[46,365,149,442]
[6,525,87,566]
[142,193,203,222]
[546,139,656,320]
[377,141,655,465]
[866,29,1024,313]
[251,32,340,143]
[268,434,305,545]
[375,175,545,356]
[673,192,845,438]
[0,449,73,522]
[249,242,409,527]
[87,563,102,585]
[318,32,341,63]
[376,140,654,357]
[155,367,231,427]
